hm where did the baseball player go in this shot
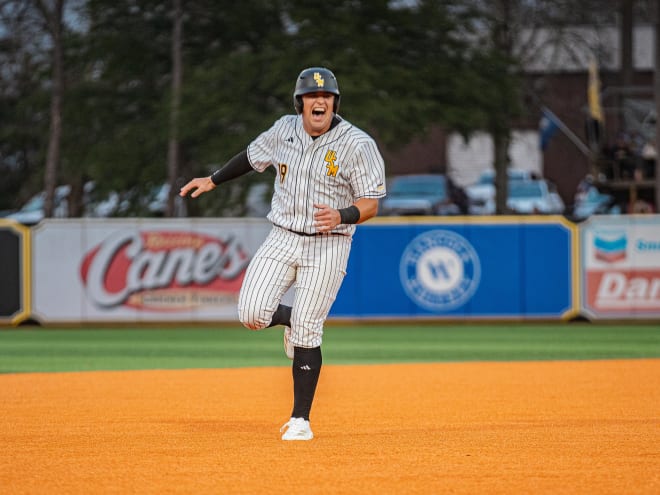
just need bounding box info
[179,67,386,440]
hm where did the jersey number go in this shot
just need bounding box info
[279,163,288,183]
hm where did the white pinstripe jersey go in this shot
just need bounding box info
[246,114,386,236]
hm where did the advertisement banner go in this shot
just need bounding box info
[581,215,660,319]
[331,217,578,319]
[31,219,271,323]
[30,217,578,324]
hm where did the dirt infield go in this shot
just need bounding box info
[1,359,659,494]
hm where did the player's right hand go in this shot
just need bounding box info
[179,177,216,198]
[313,203,341,232]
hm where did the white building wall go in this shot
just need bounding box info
[447,131,542,187]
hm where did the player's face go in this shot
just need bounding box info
[301,92,335,136]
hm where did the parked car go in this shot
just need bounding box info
[466,169,534,215]
[6,182,136,224]
[86,189,130,218]
[506,179,565,214]
[568,185,621,221]
[5,185,71,225]
[146,183,187,217]
[379,174,467,216]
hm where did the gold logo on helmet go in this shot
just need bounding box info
[314,72,324,87]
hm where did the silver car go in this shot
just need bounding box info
[466,169,534,215]
[506,179,565,214]
[379,174,465,216]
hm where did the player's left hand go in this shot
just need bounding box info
[313,204,340,233]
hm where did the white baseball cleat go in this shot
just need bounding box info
[280,417,313,441]
[283,326,294,360]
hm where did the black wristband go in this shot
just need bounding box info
[338,205,360,224]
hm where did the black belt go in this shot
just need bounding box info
[274,224,347,237]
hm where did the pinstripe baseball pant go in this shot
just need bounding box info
[238,225,352,348]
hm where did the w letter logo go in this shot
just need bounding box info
[427,260,452,281]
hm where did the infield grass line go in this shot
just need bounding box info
[0,323,658,373]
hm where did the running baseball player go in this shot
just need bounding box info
[179,67,386,440]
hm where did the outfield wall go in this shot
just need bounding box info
[1,215,658,325]
[0,220,30,325]
[334,217,578,320]
[580,215,660,320]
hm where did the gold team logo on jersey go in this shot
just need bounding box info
[314,72,324,88]
[324,150,339,177]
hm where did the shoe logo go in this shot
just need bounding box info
[299,365,311,370]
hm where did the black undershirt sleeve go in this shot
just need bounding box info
[210,149,253,185]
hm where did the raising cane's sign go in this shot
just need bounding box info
[30,219,270,323]
[80,230,249,311]
[581,216,660,319]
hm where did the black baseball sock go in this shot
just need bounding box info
[291,346,322,421]
[266,304,292,328]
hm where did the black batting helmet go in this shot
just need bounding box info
[293,67,341,114]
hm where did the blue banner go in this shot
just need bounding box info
[331,218,577,319]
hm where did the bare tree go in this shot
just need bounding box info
[166,0,183,217]
[1,0,66,215]
[35,0,65,218]
[490,0,515,215]
[461,0,648,213]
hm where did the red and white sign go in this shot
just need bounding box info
[581,216,660,319]
[586,270,660,312]
[31,219,272,323]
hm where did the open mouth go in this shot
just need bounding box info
[312,108,326,117]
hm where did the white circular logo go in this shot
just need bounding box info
[399,230,481,311]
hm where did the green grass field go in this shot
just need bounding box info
[1,323,659,373]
